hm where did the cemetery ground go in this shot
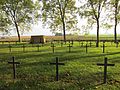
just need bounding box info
[0,41,120,89]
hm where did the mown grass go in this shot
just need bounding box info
[0,41,120,90]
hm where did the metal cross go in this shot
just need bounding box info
[8,56,20,79]
[50,57,64,81]
[97,57,115,84]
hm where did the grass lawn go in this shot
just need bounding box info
[0,41,120,90]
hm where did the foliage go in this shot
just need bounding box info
[0,0,40,41]
[78,0,107,47]
[41,0,78,41]
[55,33,63,36]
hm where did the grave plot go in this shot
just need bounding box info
[50,57,65,81]
[8,56,20,79]
[0,42,120,89]
[97,57,115,84]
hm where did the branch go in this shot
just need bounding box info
[89,0,98,20]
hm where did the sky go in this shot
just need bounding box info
[20,21,115,36]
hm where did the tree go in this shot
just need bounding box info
[0,10,11,35]
[0,0,39,42]
[41,0,78,42]
[110,0,120,43]
[79,0,106,47]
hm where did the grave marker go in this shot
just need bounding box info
[89,41,92,47]
[37,44,40,51]
[8,56,20,79]
[15,41,17,45]
[2,41,4,45]
[116,41,119,48]
[61,41,63,47]
[9,45,12,52]
[81,42,84,47]
[97,57,115,84]
[51,42,55,53]
[78,40,80,46]
[50,57,65,81]
[102,42,105,53]
[22,44,25,52]
[8,42,10,45]
[71,40,74,45]
[67,44,72,53]
[86,44,88,53]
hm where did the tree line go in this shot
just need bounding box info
[0,0,120,47]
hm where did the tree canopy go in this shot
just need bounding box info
[41,0,78,42]
[0,0,40,41]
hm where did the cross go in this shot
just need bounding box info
[50,57,65,81]
[15,41,18,45]
[97,57,115,84]
[61,41,63,47]
[8,41,10,45]
[78,40,80,46]
[111,41,113,45]
[8,45,12,52]
[67,44,73,53]
[102,42,105,53]
[116,41,119,48]
[86,44,88,53]
[22,44,25,52]
[2,41,4,45]
[89,41,92,47]
[68,40,70,44]
[37,44,40,51]
[81,42,84,47]
[71,40,74,45]
[51,43,55,53]
[86,41,88,44]
[8,56,20,79]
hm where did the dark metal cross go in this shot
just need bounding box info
[61,41,63,47]
[50,57,65,81]
[8,57,20,79]
[89,41,92,47]
[37,44,40,51]
[116,41,119,48]
[67,44,73,53]
[86,44,88,53]
[102,42,105,53]
[97,57,115,84]
[8,45,12,52]
[51,43,55,53]
[71,40,74,45]
[81,42,84,47]
[22,44,25,52]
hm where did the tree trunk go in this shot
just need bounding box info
[14,21,20,42]
[114,0,118,43]
[96,19,99,47]
[114,19,117,43]
[62,17,66,43]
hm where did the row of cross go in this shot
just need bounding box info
[7,41,119,53]
[7,56,115,84]
[51,42,111,53]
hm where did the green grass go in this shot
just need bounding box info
[0,41,120,90]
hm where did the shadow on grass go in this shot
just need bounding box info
[58,71,107,89]
[4,50,120,64]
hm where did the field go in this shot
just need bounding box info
[0,41,120,90]
[1,35,120,42]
